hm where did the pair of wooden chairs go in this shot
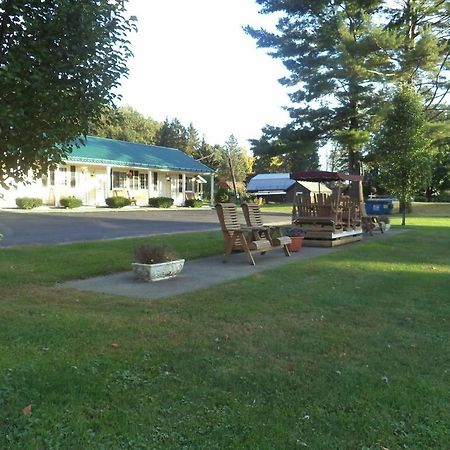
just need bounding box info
[216,203,291,265]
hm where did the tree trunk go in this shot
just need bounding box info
[400,189,407,226]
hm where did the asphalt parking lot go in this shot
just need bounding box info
[0,207,291,247]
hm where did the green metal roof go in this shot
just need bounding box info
[67,136,213,173]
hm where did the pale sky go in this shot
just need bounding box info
[118,0,292,149]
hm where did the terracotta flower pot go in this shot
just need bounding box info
[287,236,304,252]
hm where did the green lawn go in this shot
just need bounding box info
[1,215,449,448]
[262,200,450,218]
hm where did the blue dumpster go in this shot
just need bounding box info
[365,198,394,215]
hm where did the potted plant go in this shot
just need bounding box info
[284,227,306,252]
[132,244,185,282]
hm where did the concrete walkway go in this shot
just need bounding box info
[60,230,403,300]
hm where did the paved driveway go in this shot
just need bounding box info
[0,207,291,247]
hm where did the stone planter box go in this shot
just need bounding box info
[132,259,185,282]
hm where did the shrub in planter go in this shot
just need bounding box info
[60,197,83,209]
[105,196,131,208]
[132,244,184,281]
[283,227,306,237]
[283,226,306,252]
[148,197,174,208]
[134,244,179,264]
[185,199,203,208]
[16,197,43,209]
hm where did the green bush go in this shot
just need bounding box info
[148,197,174,208]
[105,196,131,208]
[60,197,83,209]
[437,193,450,202]
[15,197,43,209]
[185,199,203,208]
[214,187,231,203]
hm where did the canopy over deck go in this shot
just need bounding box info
[290,171,363,182]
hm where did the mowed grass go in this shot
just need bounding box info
[0,215,449,448]
[263,200,450,219]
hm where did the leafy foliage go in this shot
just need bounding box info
[0,0,136,188]
[15,197,43,209]
[59,197,83,209]
[283,226,306,237]
[250,125,320,173]
[217,135,252,185]
[105,196,131,208]
[214,187,231,203]
[371,85,433,225]
[155,118,188,150]
[184,199,203,208]
[133,244,179,264]
[247,1,450,174]
[148,197,174,208]
[89,106,161,144]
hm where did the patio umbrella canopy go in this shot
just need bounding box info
[290,170,363,182]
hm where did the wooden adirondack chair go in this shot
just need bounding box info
[216,203,291,265]
[361,215,384,235]
[241,203,290,246]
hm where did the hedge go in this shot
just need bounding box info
[185,199,203,208]
[60,197,83,209]
[105,196,131,208]
[148,197,174,208]
[15,197,43,209]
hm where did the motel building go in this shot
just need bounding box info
[0,136,215,208]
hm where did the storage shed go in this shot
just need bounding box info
[247,173,331,203]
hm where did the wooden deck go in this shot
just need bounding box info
[303,228,363,247]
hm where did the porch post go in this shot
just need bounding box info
[148,170,152,200]
[210,172,215,206]
[106,166,112,198]
[182,173,186,203]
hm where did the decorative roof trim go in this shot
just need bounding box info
[67,156,211,173]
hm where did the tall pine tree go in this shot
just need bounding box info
[247,0,450,174]
[246,0,392,174]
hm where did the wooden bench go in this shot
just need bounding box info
[216,203,291,265]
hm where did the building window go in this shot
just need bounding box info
[129,170,139,190]
[140,173,148,189]
[186,176,194,192]
[178,174,183,193]
[59,167,68,186]
[70,166,76,188]
[153,172,158,190]
[112,171,127,188]
[49,170,55,186]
